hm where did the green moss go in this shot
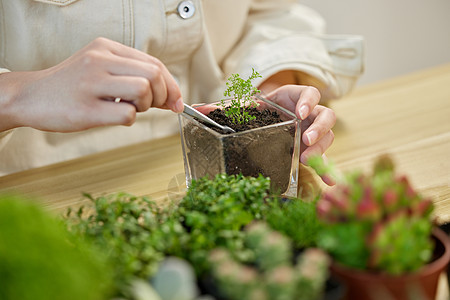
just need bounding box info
[0,194,113,300]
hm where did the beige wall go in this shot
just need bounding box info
[301,0,450,86]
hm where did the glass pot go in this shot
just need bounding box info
[178,96,301,197]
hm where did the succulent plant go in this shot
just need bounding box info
[207,221,329,300]
[295,248,331,300]
[150,257,200,300]
[245,221,292,272]
[264,265,296,300]
[64,174,331,299]
[312,155,435,274]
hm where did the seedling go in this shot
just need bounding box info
[221,68,262,124]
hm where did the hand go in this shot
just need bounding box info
[265,85,336,185]
[0,37,183,133]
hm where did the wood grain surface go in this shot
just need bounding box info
[1,63,449,300]
[1,64,449,223]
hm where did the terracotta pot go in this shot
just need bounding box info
[330,227,450,300]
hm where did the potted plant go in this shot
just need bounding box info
[64,174,338,300]
[178,69,301,197]
[311,155,450,300]
[206,221,330,300]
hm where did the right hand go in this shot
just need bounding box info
[0,37,183,133]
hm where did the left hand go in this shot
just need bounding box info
[265,85,336,185]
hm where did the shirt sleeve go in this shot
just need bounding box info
[0,69,13,153]
[221,1,364,100]
[0,130,13,153]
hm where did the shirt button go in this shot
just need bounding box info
[177,0,195,19]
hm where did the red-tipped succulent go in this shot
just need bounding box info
[313,155,435,274]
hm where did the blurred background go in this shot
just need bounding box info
[301,0,450,86]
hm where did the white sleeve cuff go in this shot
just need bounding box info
[224,34,364,100]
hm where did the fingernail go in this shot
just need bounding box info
[175,98,184,113]
[299,105,309,120]
[300,153,308,165]
[306,130,318,145]
[321,174,336,186]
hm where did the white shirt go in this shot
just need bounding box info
[0,0,364,175]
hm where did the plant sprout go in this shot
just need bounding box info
[221,68,262,124]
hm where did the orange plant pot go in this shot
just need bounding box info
[330,227,450,300]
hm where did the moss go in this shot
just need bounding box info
[0,194,113,300]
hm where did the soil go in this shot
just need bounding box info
[182,107,295,193]
[206,107,283,133]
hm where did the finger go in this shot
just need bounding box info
[318,154,336,186]
[266,85,321,120]
[321,174,336,186]
[265,84,297,112]
[300,130,335,165]
[103,40,182,112]
[294,86,321,120]
[93,76,153,112]
[102,37,162,66]
[83,100,137,127]
[103,57,170,110]
[302,106,336,146]
[147,67,168,109]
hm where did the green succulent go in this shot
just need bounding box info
[207,222,329,300]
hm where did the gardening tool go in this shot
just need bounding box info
[183,103,236,133]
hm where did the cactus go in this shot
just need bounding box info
[265,265,296,300]
[207,222,329,300]
[208,248,261,300]
[295,249,330,300]
[314,155,435,274]
[245,222,292,272]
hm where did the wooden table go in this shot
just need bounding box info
[1,64,449,223]
[1,63,449,300]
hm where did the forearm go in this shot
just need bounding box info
[258,70,297,94]
[258,70,326,98]
[0,71,25,132]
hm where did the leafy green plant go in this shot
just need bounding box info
[65,192,183,296]
[221,68,262,124]
[63,173,333,299]
[176,173,277,273]
[0,194,113,300]
[266,197,323,249]
[64,174,278,296]
[309,155,435,275]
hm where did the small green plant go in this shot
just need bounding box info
[64,174,278,294]
[64,173,332,299]
[65,192,180,296]
[266,197,323,249]
[177,173,276,273]
[309,155,435,275]
[208,221,330,300]
[221,68,262,124]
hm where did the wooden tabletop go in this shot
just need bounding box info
[1,64,449,224]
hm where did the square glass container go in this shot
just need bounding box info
[178,96,301,197]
